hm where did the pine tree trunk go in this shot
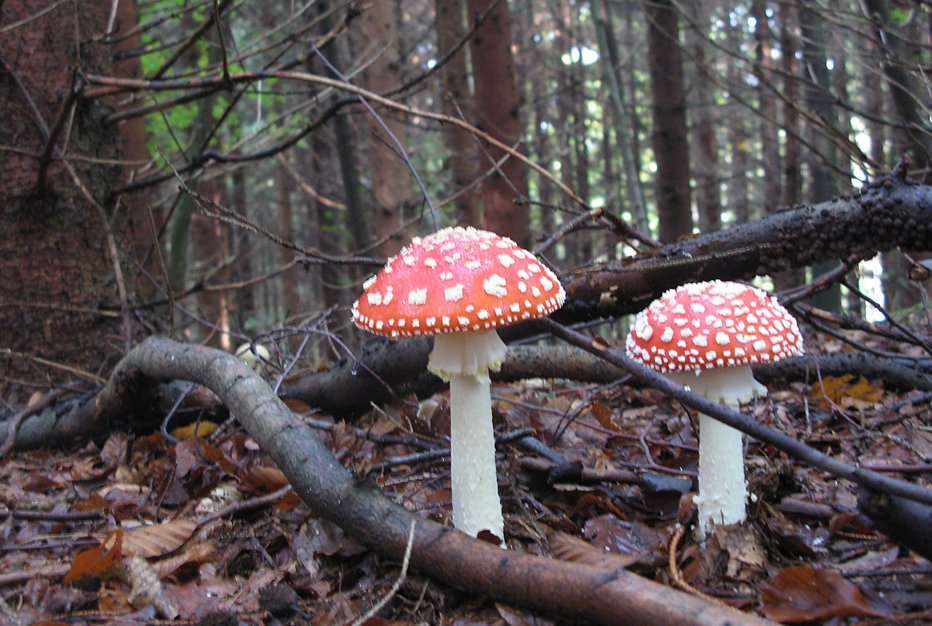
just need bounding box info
[644,0,692,242]
[468,0,529,246]
[437,0,481,228]
[799,4,842,311]
[686,0,721,234]
[725,18,750,225]
[776,0,804,291]
[361,1,412,256]
[0,1,133,385]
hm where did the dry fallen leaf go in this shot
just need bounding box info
[549,530,639,570]
[126,555,179,620]
[121,519,198,558]
[63,529,123,584]
[760,565,890,622]
[171,420,220,440]
[809,374,883,409]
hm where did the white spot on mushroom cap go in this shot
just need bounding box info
[408,288,427,305]
[483,274,507,297]
[445,284,464,302]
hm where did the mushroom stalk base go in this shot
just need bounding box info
[448,374,505,543]
[696,413,746,536]
[665,367,763,536]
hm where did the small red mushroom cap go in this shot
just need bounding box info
[626,280,803,373]
[353,227,565,338]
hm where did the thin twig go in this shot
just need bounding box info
[540,318,932,506]
[667,525,727,608]
[350,519,417,626]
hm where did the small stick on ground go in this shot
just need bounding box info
[668,524,729,609]
[351,520,417,626]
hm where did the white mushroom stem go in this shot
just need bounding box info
[695,413,745,536]
[666,367,767,536]
[427,330,507,544]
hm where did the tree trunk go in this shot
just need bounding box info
[437,0,481,229]
[776,0,804,291]
[643,0,692,242]
[467,0,529,246]
[725,17,750,225]
[361,1,412,256]
[229,168,255,330]
[685,0,721,234]
[111,0,160,302]
[596,0,648,236]
[862,0,930,311]
[0,1,132,387]
[799,4,842,311]
[191,176,232,350]
[277,161,300,321]
[862,0,932,183]
[752,0,781,216]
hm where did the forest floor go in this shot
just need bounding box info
[0,332,930,625]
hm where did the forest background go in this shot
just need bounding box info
[0,0,931,624]
[2,0,931,372]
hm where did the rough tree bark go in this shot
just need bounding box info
[565,167,931,317]
[361,1,412,257]
[644,0,693,242]
[467,0,530,246]
[436,0,482,228]
[0,1,133,388]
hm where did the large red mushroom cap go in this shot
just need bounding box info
[353,227,565,339]
[626,280,803,374]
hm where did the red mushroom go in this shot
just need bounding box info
[625,280,803,535]
[353,227,565,542]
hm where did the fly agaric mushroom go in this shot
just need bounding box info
[625,280,803,536]
[353,227,565,542]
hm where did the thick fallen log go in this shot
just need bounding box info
[282,339,931,417]
[70,336,771,626]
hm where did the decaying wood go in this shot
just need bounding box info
[78,336,772,626]
[560,167,932,319]
[5,343,925,449]
[858,490,932,560]
[282,339,930,417]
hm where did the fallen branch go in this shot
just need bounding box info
[81,336,771,626]
[539,319,932,507]
[281,337,931,417]
[561,167,932,318]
